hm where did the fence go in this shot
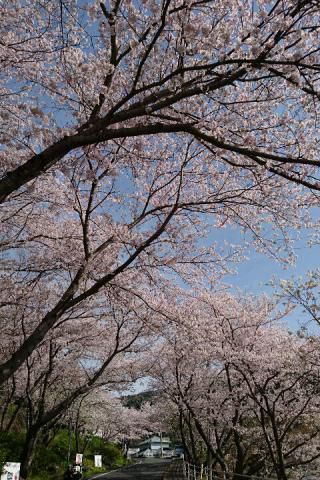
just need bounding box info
[184,462,279,480]
[163,460,317,480]
[184,463,318,480]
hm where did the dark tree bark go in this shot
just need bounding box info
[19,427,39,480]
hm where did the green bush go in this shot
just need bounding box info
[0,447,7,475]
[100,443,125,468]
[0,431,25,464]
[82,458,103,479]
[29,473,53,480]
[84,436,125,468]
[29,429,71,478]
[30,443,66,477]
[0,428,126,480]
[0,432,25,479]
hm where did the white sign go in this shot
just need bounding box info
[75,453,83,464]
[94,455,102,468]
[1,462,21,480]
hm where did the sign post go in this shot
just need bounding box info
[75,453,83,464]
[94,455,102,468]
[1,462,21,480]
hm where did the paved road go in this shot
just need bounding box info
[89,459,172,480]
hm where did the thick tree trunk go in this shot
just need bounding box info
[232,430,245,480]
[269,411,288,480]
[19,427,39,480]
[186,412,198,464]
[178,409,192,462]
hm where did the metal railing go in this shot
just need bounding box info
[183,460,319,480]
[184,462,281,480]
[184,462,319,480]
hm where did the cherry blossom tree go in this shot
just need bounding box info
[231,332,320,480]
[1,0,320,386]
[1,0,320,200]
[0,292,157,479]
[276,269,320,329]
[71,392,163,448]
[151,291,320,479]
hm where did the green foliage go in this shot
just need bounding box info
[0,448,6,475]
[82,436,125,477]
[0,427,127,480]
[0,430,25,464]
[82,458,103,479]
[29,473,53,480]
[30,441,67,477]
[29,428,71,478]
[98,442,125,468]
[0,431,25,477]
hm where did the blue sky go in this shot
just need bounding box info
[216,225,320,333]
[226,243,319,293]
[129,222,320,396]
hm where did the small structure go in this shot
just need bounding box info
[126,447,140,458]
[137,435,171,457]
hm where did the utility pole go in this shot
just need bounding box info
[67,415,72,464]
[160,431,163,458]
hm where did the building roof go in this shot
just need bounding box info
[137,435,170,447]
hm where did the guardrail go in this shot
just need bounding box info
[184,462,279,480]
[184,462,318,480]
[163,459,317,480]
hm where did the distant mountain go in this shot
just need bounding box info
[122,390,156,409]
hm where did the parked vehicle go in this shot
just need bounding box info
[162,448,175,458]
[138,449,154,458]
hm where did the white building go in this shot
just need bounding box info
[126,447,140,458]
[137,435,172,457]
